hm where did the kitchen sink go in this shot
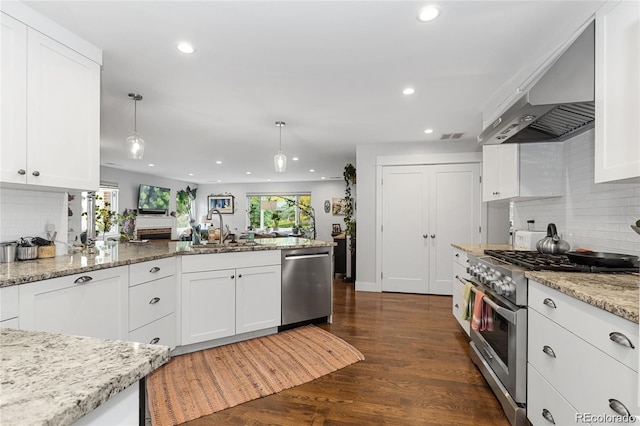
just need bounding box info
[191,240,257,248]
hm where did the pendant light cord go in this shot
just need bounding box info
[134,99,138,133]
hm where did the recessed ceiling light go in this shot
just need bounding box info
[148,163,155,167]
[292,157,299,161]
[418,6,440,22]
[177,42,195,54]
[309,169,315,173]
[188,173,194,176]
[424,128,434,134]
[402,88,415,95]
[246,171,252,175]
[321,177,326,180]
[267,179,272,182]
[217,179,222,183]
[215,160,222,164]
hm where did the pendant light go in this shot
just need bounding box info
[126,93,145,160]
[274,121,287,173]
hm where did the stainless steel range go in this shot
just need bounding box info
[466,249,639,426]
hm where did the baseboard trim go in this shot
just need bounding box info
[355,280,379,292]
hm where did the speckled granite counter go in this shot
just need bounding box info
[526,270,638,324]
[451,243,639,324]
[0,238,335,287]
[0,328,170,426]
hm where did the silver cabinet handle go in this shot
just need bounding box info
[542,345,556,358]
[149,266,161,273]
[455,253,459,257]
[17,169,26,175]
[609,399,631,417]
[609,332,635,349]
[32,170,40,176]
[149,297,160,304]
[423,234,428,239]
[454,303,459,308]
[149,337,160,344]
[238,274,242,278]
[542,408,555,424]
[74,275,93,284]
[430,234,436,238]
[543,298,557,309]
[230,275,235,279]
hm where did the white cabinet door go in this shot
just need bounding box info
[381,166,429,293]
[181,269,235,345]
[26,28,100,190]
[19,267,128,340]
[382,164,481,295]
[482,145,518,201]
[0,13,28,184]
[595,0,640,183]
[235,265,281,334]
[429,164,481,294]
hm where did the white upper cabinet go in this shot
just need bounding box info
[0,9,101,191]
[594,0,640,183]
[482,143,564,202]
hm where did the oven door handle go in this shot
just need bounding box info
[470,286,517,325]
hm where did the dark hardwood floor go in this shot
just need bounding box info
[184,280,510,425]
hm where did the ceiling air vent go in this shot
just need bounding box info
[440,133,465,140]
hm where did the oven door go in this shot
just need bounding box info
[470,286,527,404]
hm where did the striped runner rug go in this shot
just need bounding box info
[146,325,365,425]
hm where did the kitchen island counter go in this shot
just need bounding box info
[0,328,170,425]
[0,238,335,288]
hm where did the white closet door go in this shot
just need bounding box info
[429,164,481,295]
[381,166,429,294]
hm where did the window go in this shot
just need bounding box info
[81,186,119,237]
[247,194,311,232]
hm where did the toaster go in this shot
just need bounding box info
[514,230,547,251]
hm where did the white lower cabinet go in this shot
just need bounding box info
[128,313,175,348]
[451,248,470,336]
[527,280,639,425]
[0,285,19,327]
[527,365,581,426]
[19,266,128,340]
[181,252,281,346]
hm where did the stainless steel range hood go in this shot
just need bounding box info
[478,22,594,145]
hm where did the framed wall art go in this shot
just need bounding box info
[207,194,235,214]
[332,197,345,215]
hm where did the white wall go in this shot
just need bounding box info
[195,180,345,243]
[100,167,196,214]
[355,140,481,291]
[512,129,640,256]
[0,188,68,255]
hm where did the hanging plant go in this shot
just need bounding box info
[343,163,356,253]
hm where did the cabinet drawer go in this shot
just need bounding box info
[0,286,19,321]
[129,313,175,349]
[1,317,19,328]
[528,309,638,418]
[451,284,470,336]
[182,250,280,273]
[529,280,638,372]
[452,249,468,268]
[129,258,175,286]
[527,364,581,426]
[452,262,470,283]
[129,276,176,331]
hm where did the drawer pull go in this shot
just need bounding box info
[542,345,556,358]
[149,337,160,344]
[149,297,160,305]
[455,253,459,257]
[609,332,635,349]
[149,266,161,273]
[74,276,93,284]
[454,303,459,309]
[231,275,235,279]
[608,399,631,417]
[541,408,555,424]
[542,298,557,309]
[238,274,243,278]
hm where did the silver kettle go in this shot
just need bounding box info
[536,223,570,254]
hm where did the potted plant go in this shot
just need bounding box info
[343,163,356,281]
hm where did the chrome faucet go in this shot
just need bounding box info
[206,208,228,244]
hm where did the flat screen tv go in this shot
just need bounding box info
[138,184,170,214]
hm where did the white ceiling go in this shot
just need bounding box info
[22,0,602,185]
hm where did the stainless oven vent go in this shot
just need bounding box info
[527,102,594,139]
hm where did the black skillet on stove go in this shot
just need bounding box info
[566,251,639,268]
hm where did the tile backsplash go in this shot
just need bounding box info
[0,188,68,255]
[512,129,640,256]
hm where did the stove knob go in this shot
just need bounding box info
[492,279,504,292]
[502,281,516,297]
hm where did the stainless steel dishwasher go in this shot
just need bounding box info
[281,247,332,326]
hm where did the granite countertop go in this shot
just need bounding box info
[451,243,639,324]
[0,238,335,288]
[0,328,170,426]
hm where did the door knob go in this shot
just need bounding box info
[17,169,26,175]
[430,234,436,238]
[32,171,40,176]
[423,234,428,238]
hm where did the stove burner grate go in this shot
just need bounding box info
[483,250,638,273]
